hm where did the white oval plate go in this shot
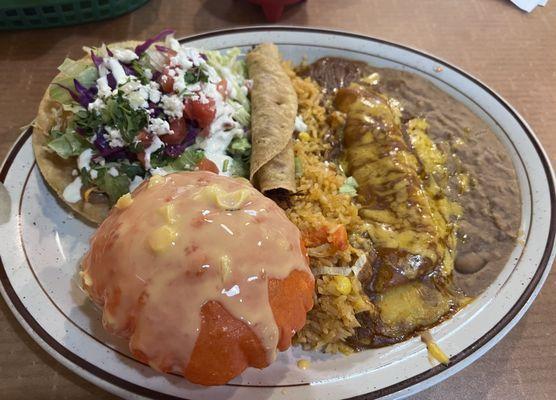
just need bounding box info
[0,27,554,400]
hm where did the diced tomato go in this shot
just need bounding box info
[158,67,175,94]
[196,158,219,174]
[216,80,228,100]
[161,118,188,145]
[136,152,146,166]
[328,225,348,251]
[303,224,349,251]
[135,130,152,167]
[303,226,329,247]
[184,98,216,128]
[136,129,152,147]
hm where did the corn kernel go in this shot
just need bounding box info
[353,297,370,312]
[427,341,450,365]
[333,275,352,295]
[197,185,251,210]
[148,225,178,253]
[83,187,96,203]
[115,193,133,209]
[148,174,166,189]
[158,203,177,224]
[298,131,311,142]
[296,359,311,370]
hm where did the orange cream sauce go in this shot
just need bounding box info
[81,171,310,373]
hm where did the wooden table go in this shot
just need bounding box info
[0,0,554,399]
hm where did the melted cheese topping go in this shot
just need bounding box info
[81,171,309,372]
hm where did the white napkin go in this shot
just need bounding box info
[510,0,549,12]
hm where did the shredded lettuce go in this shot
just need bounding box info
[49,58,98,104]
[92,169,131,205]
[47,130,90,159]
[205,48,250,126]
[229,158,249,178]
[166,149,205,172]
[227,136,251,158]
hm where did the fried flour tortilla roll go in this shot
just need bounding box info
[247,43,298,194]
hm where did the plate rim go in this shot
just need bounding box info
[0,25,555,400]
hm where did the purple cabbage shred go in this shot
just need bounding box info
[164,143,187,158]
[53,83,80,104]
[122,63,137,76]
[134,29,176,56]
[107,73,117,89]
[155,45,170,53]
[55,80,97,108]
[90,50,103,69]
[163,119,199,158]
[93,131,126,160]
[73,79,97,107]
[183,119,200,147]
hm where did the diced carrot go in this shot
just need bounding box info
[302,226,329,247]
[328,225,348,251]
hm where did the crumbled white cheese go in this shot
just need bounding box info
[88,98,105,113]
[144,68,153,80]
[147,81,161,103]
[294,115,308,132]
[185,82,201,93]
[197,91,209,105]
[63,176,82,203]
[104,126,125,148]
[112,48,138,64]
[120,79,150,110]
[89,169,98,179]
[148,117,172,136]
[160,94,183,118]
[172,68,186,93]
[108,167,119,177]
[77,149,94,171]
[178,46,205,67]
[120,79,141,94]
[127,90,149,110]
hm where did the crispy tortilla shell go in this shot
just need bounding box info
[32,41,140,225]
[247,43,297,194]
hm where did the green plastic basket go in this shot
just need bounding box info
[0,0,149,30]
